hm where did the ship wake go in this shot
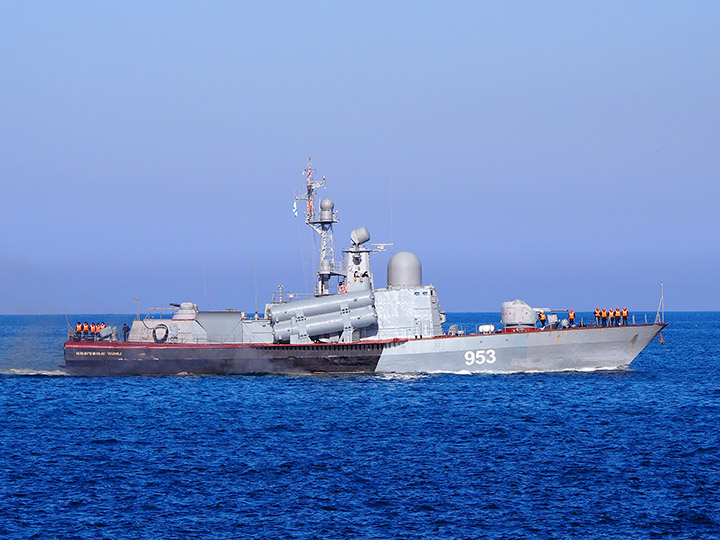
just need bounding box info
[1,368,70,376]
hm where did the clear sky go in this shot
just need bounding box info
[1,2,718,314]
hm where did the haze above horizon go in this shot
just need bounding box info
[2,2,718,314]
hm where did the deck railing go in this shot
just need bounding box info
[269,291,314,304]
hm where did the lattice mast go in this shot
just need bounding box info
[295,156,340,295]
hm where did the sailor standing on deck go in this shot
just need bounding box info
[622,307,629,326]
[595,307,601,326]
[538,311,546,328]
[569,309,575,326]
[601,308,607,327]
[615,307,622,326]
[123,323,130,341]
[608,309,615,327]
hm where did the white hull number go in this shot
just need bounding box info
[464,349,496,365]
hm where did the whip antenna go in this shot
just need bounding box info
[655,281,664,324]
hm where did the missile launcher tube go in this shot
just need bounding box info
[267,290,374,324]
[272,305,378,342]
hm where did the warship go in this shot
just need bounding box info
[63,158,666,375]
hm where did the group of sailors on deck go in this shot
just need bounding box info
[535,307,630,329]
[594,307,629,327]
[537,309,577,328]
[74,321,106,339]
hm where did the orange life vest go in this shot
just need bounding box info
[83,323,89,332]
[622,308,628,317]
[539,312,546,321]
[594,308,600,317]
[90,323,96,332]
[601,309,607,317]
[100,323,106,329]
[615,308,621,317]
[76,323,82,331]
[569,310,575,320]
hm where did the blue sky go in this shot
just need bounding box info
[1,2,718,313]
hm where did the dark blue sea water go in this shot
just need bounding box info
[1,312,719,539]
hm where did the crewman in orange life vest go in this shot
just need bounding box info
[608,309,615,327]
[568,309,575,326]
[594,307,600,326]
[622,307,629,326]
[601,308,607,327]
[614,307,621,326]
[538,311,546,327]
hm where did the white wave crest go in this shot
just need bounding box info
[1,368,70,376]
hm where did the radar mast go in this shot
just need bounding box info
[295,156,341,295]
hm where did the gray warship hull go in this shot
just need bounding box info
[377,323,665,373]
[63,323,665,376]
[63,340,392,376]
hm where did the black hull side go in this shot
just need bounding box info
[62,341,393,376]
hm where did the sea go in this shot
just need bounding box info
[1,311,719,540]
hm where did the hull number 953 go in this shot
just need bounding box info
[464,349,497,365]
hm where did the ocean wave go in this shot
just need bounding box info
[0,368,70,376]
[375,372,431,380]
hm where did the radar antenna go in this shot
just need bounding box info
[294,156,341,295]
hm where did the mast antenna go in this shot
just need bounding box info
[294,156,340,295]
[655,281,664,324]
